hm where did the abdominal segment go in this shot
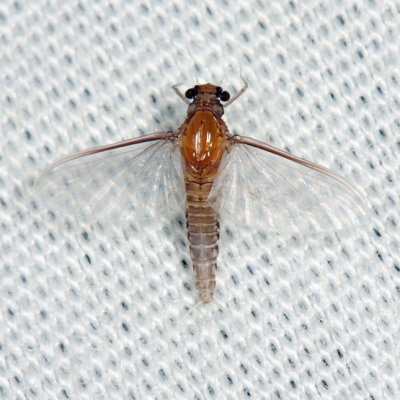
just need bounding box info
[184,171,219,303]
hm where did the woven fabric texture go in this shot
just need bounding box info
[1,0,399,399]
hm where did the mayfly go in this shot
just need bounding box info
[36,82,366,303]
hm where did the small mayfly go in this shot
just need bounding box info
[36,82,366,303]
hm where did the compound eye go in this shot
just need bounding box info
[216,87,230,101]
[219,90,230,102]
[185,86,198,99]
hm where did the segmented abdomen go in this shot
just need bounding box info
[185,171,219,303]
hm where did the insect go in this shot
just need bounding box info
[36,82,366,303]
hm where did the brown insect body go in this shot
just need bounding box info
[177,84,231,303]
[37,81,366,305]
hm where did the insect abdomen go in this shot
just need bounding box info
[185,174,219,303]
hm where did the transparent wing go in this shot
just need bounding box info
[208,135,367,235]
[35,132,185,222]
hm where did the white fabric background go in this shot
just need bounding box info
[1,0,399,399]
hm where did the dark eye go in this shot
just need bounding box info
[185,86,198,99]
[219,90,230,101]
[216,87,230,102]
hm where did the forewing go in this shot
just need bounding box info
[208,136,367,235]
[35,132,185,222]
